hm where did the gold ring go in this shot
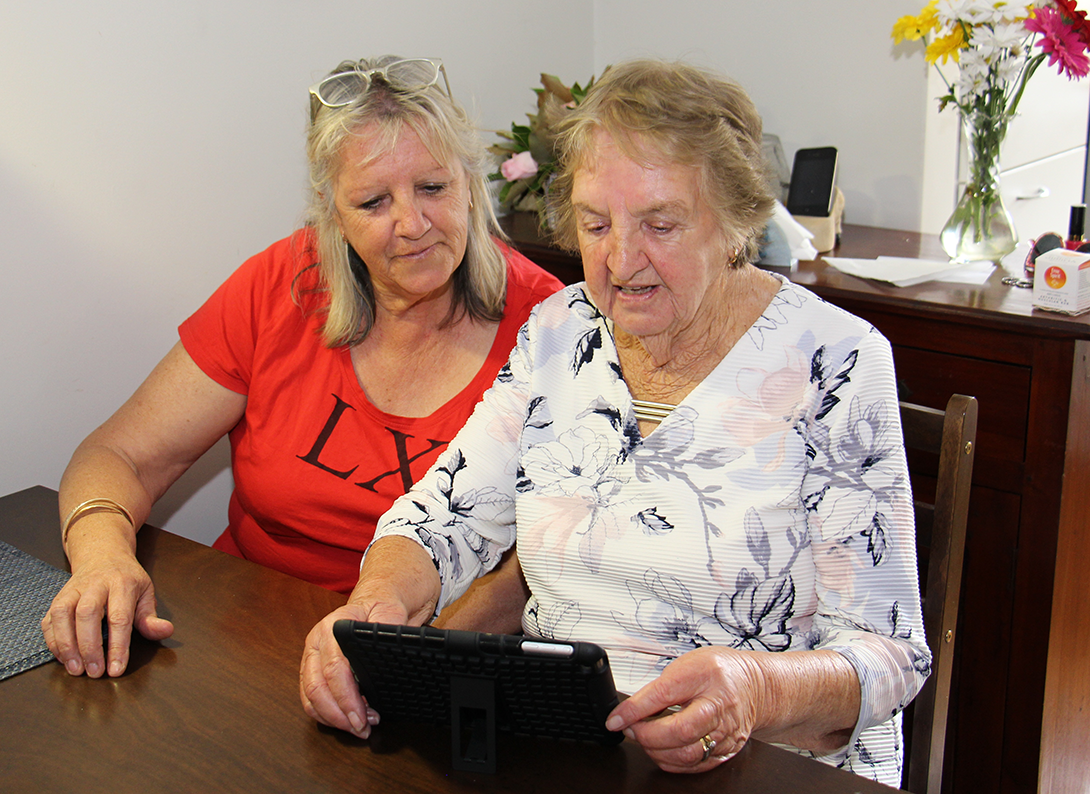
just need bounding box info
[699,734,716,762]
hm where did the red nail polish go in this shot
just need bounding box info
[1065,204,1085,250]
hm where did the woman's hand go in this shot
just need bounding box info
[41,516,174,678]
[299,537,440,738]
[46,341,246,678]
[604,646,765,773]
[298,598,413,738]
[605,645,860,773]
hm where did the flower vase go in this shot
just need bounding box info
[940,110,1017,263]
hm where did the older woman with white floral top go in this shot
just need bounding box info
[300,59,928,787]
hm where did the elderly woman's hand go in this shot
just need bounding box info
[605,645,861,773]
[298,599,410,739]
[604,646,765,773]
[300,536,442,738]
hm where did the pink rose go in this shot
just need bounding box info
[500,150,539,181]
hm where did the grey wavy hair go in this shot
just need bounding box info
[546,59,776,266]
[304,55,507,347]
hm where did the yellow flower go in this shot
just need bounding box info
[891,16,922,43]
[925,27,966,64]
[891,0,940,43]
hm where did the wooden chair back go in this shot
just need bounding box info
[900,395,978,794]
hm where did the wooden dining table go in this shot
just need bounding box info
[0,485,903,793]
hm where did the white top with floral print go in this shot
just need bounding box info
[372,277,929,785]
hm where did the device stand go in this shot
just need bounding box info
[795,187,845,252]
[450,675,498,773]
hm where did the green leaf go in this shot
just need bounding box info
[509,124,531,150]
[527,132,551,164]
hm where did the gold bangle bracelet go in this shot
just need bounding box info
[62,498,135,550]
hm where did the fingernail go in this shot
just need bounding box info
[86,661,102,677]
[65,659,81,675]
[606,715,622,731]
[109,660,123,677]
[623,728,636,741]
[348,711,365,734]
[366,709,380,725]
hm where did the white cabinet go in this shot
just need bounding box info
[998,68,1089,241]
[1002,147,1086,239]
[1002,68,1089,168]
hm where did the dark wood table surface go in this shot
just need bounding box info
[0,485,902,793]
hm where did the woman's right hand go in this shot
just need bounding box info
[41,515,174,678]
[300,535,440,738]
[299,600,410,738]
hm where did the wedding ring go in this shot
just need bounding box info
[699,734,716,763]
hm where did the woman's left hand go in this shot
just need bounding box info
[604,646,765,773]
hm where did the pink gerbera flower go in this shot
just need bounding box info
[1026,6,1090,79]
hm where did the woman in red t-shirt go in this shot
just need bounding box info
[42,56,562,679]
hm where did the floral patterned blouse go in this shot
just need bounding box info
[372,277,929,786]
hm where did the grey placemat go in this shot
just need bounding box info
[0,540,70,681]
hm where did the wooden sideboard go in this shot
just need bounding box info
[500,214,1090,794]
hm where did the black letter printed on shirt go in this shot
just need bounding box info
[298,393,447,493]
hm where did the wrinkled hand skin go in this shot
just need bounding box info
[604,645,859,774]
[605,647,762,773]
[42,535,173,679]
[299,535,442,738]
[299,600,411,738]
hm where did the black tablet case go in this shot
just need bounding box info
[333,620,623,772]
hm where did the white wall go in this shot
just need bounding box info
[1,0,935,544]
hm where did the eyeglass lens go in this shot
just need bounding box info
[317,59,441,107]
[317,72,368,107]
[380,59,441,90]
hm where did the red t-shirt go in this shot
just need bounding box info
[178,228,562,592]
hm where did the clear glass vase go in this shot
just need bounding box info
[940,109,1017,263]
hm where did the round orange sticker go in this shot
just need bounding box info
[1045,266,1067,289]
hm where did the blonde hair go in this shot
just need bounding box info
[304,56,507,347]
[547,59,775,265]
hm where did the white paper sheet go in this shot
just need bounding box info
[824,256,995,287]
[931,260,996,285]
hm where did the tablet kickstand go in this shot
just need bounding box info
[450,675,497,774]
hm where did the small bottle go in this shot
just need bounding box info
[1065,204,1086,250]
